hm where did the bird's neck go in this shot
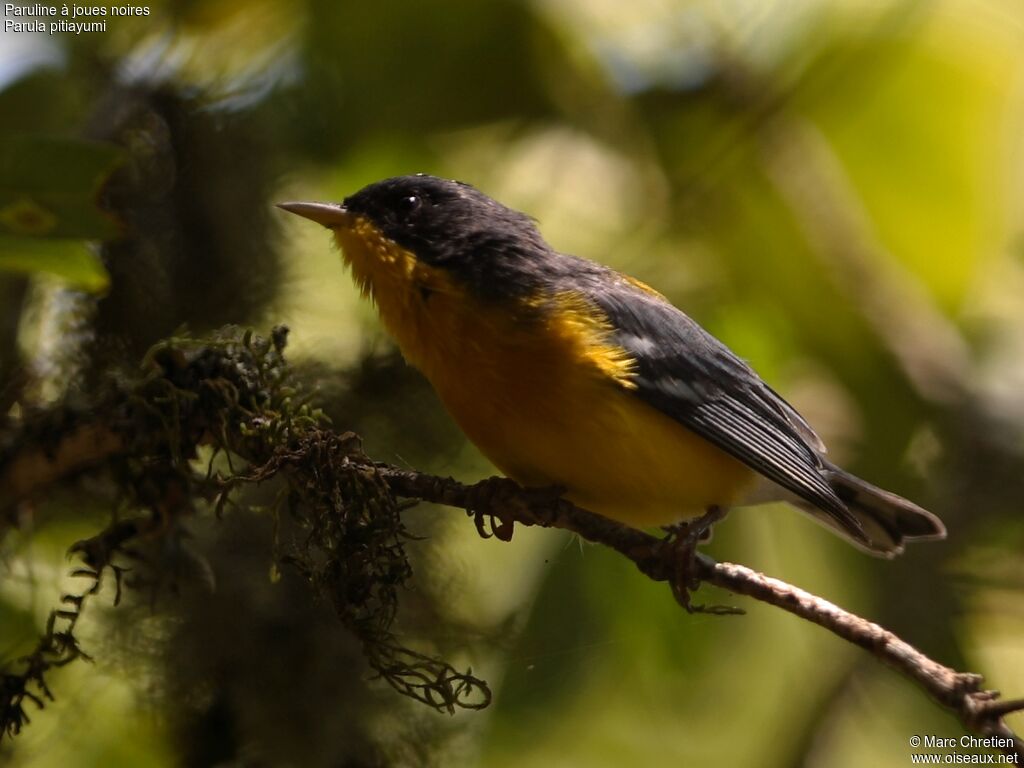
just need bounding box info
[332,224,466,375]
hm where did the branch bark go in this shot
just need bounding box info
[374,466,1023,759]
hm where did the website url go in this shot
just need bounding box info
[911,755,1019,764]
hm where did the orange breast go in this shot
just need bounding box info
[333,221,756,526]
[387,289,754,526]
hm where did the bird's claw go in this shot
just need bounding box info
[470,508,515,542]
[466,477,521,541]
[662,506,743,615]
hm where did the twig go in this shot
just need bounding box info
[372,466,1024,759]
[1,423,123,507]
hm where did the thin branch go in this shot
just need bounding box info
[1,423,123,505]
[372,467,1024,759]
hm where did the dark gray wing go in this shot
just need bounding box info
[576,270,864,539]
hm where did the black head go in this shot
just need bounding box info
[342,175,559,299]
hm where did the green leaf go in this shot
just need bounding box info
[0,136,123,239]
[0,70,82,138]
[0,236,109,293]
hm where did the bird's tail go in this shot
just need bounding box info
[798,462,946,557]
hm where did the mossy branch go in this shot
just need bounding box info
[0,326,487,740]
[0,328,1020,759]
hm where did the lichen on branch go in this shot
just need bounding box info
[0,327,489,740]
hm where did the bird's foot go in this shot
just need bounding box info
[662,506,743,616]
[466,477,523,542]
[466,477,567,541]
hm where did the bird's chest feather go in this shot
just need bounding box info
[335,227,753,523]
[379,278,635,468]
[342,240,629,473]
[400,292,754,521]
[334,222,633,421]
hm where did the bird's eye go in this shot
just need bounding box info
[399,195,420,214]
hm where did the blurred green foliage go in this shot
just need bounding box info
[0,134,119,290]
[1,0,1024,766]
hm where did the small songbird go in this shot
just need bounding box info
[278,174,946,556]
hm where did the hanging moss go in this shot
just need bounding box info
[0,326,489,741]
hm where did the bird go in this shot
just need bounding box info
[278,174,946,557]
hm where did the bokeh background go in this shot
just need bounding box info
[2,0,1024,766]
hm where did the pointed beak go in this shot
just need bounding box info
[276,201,351,229]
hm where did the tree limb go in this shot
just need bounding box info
[373,467,1023,758]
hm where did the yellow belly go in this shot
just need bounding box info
[332,222,755,527]
[402,292,755,528]
[436,359,756,527]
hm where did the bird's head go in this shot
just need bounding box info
[278,174,556,303]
